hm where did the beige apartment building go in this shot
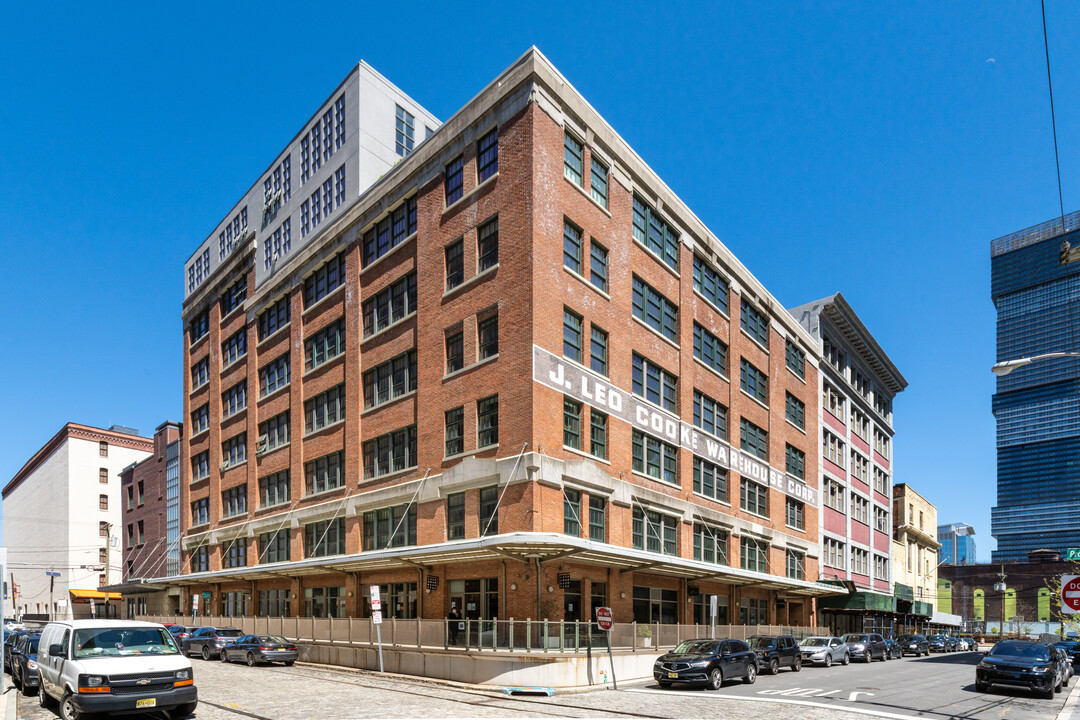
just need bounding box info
[892,483,939,622]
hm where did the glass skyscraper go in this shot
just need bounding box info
[937,523,976,565]
[991,211,1080,562]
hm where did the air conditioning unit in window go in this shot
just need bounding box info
[219,462,231,472]
[263,188,283,209]
[236,228,253,243]
[255,435,269,456]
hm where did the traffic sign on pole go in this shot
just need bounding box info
[595,606,617,690]
[1062,575,1080,614]
[370,586,384,672]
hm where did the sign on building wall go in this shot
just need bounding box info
[973,589,985,621]
[533,345,818,506]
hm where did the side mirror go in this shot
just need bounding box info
[721,648,731,656]
[49,643,64,658]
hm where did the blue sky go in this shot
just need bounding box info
[3,2,1078,560]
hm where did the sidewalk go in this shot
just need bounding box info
[1061,678,1080,720]
[1,687,15,720]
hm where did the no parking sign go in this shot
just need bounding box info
[1063,575,1080,614]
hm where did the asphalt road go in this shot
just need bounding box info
[11,649,1078,719]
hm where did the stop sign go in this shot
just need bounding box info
[1063,575,1080,614]
[596,606,613,631]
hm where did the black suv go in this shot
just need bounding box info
[897,634,930,657]
[182,626,243,660]
[977,640,1063,699]
[654,638,758,689]
[747,635,802,674]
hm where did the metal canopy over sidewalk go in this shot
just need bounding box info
[157,532,845,597]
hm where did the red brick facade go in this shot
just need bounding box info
[121,422,180,581]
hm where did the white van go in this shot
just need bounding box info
[37,619,197,720]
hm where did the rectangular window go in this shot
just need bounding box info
[786,498,805,530]
[873,467,890,495]
[589,241,608,292]
[223,541,246,569]
[259,354,290,397]
[740,478,768,517]
[824,337,844,372]
[335,165,345,207]
[222,433,247,469]
[477,314,499,359]
[563,132,583,185]
[362,272,417,336]
[694,524,728,565]
[589,495,606,541]
[874,429,890,457]
[874,555,889,580]
[740,299,769,346]
[191,497,209,526]
[874,506,889,533]
[258,295,290,341]
[785,340,805,379]
[363,504,417,550]
[221,329,247,368]
[740,537,768,572]
[824,382,845,418]
[632,507,678,555]
[632,275,678,342]
[477,396,499,447]
[478,216,498,271]
[786,550,805,580]
[824,538,845,569]
[191,546,210,573]
[563,308,583,363]
[222,381,247,419]
[632,195,679,271]
[189,310,209,344]
[692,256,730,316]
[563,397,582,449]
[824,478,845,512]
[99,494,108,511]
[445,330,464,373]
[477,127,498,181]
[363,426,417,478]
[693,323,727,376]
[362,196,417,267]
[590,156,608,208]
[740,358,768,403]
[693,456,728,502]
[739,418,768,461]
[191,357,209,390]
[259,470,290,508]
[479,485,499,535]
[191,404,209,435]
[851,547,869,576]
[693,389,728,440]
[305,518,346,557]
[785,392,805,429]
[823,431,845,466]
[305,319,345,372]
[222,483,247,518]
[851,493,869,524]
[444,155,463,205]
[259,530,290,564]
[258,589,291,617]
[851,408,870,441]
[589,325,608,375]
[632,353,678,413]
[305,450,345,495]
[221,278,247,317]
[445,407,464,456]
[258,411,290,453]
[303,253,347,309]
[632,430,678,484]
[445,238,464,290]
[563,488,581,536]
[190,451,209,483]
[563,218,583,274]
[305,383,345,434]
[100,467,109,484]
[590,410,608,460]
[363,350,417,408]
[395,105,415,157]
[785,444,805,480]
[851,451,869,482]
[447,492,465,539]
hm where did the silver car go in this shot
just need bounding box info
[798,636,850,667]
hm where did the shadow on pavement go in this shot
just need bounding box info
[905,652,983,665]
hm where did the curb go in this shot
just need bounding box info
[1058,674,1080,720]
[2,686,16,720]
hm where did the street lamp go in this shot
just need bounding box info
[991,352,1080,377]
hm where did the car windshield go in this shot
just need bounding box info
[258,636,289,644]
[991,643,1050,663]
[897,635,916,642]
[801,638,829,647]
[843,634,869,643]
[73,628,180,658]
[218,629,243,638]
[672,640,719,655]
[748,637,775,649]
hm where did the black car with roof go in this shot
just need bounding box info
[897,634,930,657]
[219,634,299,666]
[3,629,30,673]
[653,638,758,689]
[976,639,1064,699]
[181,626,243,660]
[1055,640,1080,666]
[747,635,802,674]
[10,632,41,696]
[843,632,888,662]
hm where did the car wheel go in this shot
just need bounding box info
[12,667,21,690]
[708,667,723,690]
[744,663,757,684]
[975,681,988,693]
[824,653,833,668]
[842,652,850,666]
[284,660,295,667]
[769,658,779,675]
[39,686,54,709]
[1043,684,1056,700]
[1055,678,1063,694]
[657,680,672,688]
[176,701,198,716]
[793,656,801,672]
[864,651,872,663]
[202,645,211,661]
[60,691,81,720]
[247,652,257,667]
[220,649,229,662]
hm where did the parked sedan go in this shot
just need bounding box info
[897,634,930,657]
[748,635,802,674]
[166,624,195,645]
[3,629,29,673]
[10,633,40,696]
[928,635,956,653]
[1055,641,1080,666]
[797,636,849,667]
[976,640,1063,699]
[884,638,903,659]
[842,633,888,663]
[653,638,758,689]
[219,634,299,666]
[182,626,243,660]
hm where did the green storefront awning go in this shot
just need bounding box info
[913,601,933,617]
[894,583,914,602]
[819,591,896,612]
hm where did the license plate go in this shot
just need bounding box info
[668,672,678,678]
[136,699,157,709]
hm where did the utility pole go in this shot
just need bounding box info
[103,522,113,619]
[993,567,1007,640]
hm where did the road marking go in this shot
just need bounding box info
[849,691,875,701]
[627,688,928,720]
[757,687,840,697]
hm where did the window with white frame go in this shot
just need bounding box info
[850,493,869,524]
[824,537,845,569]
[824,478,845,512]
[823,431,845,467]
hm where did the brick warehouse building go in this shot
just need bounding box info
[172,48,842,629]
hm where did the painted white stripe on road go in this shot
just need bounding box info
[627,687,929,720]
